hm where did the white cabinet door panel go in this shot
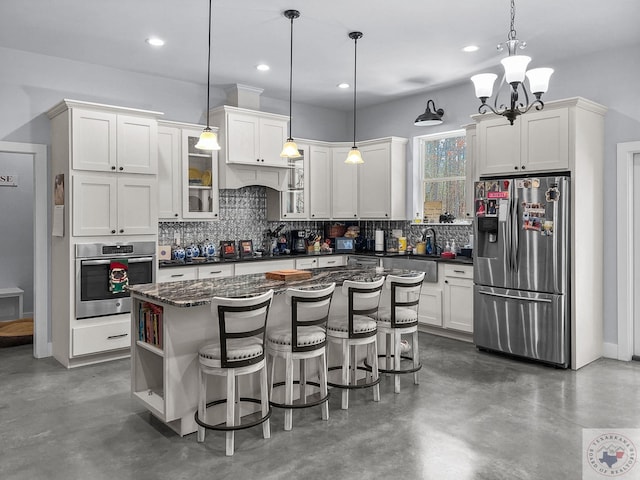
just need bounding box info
[71,108,117,172]
[117,115,158,174]
[117,177,157,235]
[72,174,117,236]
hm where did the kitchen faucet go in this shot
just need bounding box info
[425,227,438,255]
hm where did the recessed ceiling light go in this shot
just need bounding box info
[146,37,165,47]
[337,83,350,89]
[256,64,270,71]
[462,45,479,52]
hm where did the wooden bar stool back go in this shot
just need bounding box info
[195,289,273,456]
[375,272,425,393]
[267,283,335,431]
[327,276,385,410]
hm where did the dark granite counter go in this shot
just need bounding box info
[158,251,473,269]
[130,265,405,308]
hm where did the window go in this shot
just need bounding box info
[418,129,467,222]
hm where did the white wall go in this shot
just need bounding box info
[354,42,640,346]
[0,152,34,318]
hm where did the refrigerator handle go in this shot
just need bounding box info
[511,190,519,272]
[503,189,513,272]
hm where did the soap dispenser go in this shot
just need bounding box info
[444,241,451,253]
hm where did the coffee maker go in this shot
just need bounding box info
[290,230,307,253]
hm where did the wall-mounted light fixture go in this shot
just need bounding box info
[414,99,444,126]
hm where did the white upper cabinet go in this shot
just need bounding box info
[331,146,359,219]
[157,124,182,220]
[71,107,158,174]
[358,138,407,219]
[72,174,157,236]
[211,106,289,167]
[308,144,332,220]
[475,99,586,176]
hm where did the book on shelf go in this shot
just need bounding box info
[138,302,163,349]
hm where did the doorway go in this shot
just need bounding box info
[617,141,640,360]
[0,142,49,358]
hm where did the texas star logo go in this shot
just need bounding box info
[587,433,637,477]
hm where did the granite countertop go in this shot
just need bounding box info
[159,251,473,268]
[129,266,410,308]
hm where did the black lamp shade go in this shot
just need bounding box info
[415,99,444,126]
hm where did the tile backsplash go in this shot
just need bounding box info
[158,186,473,252]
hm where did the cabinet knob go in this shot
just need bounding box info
[119,229,124,233]
[385,213,388,217]
[214,213,218,217]
[521,165,526,170]
[111,166,116,171]
[354,214,357,217]
[261,159,265,162]
[111,230,116,234]
[311,214,315,217]
[119,166,124,171]
[445,280,449,284]
[256,159,260,162]
[283,214,287,217]
[174,213,179,217]
[514,166,519,170]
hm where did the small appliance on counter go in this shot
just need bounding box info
[290,229,307,253]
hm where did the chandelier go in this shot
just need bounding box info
[470,0,554,125]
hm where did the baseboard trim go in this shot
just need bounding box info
[602,342,619,360]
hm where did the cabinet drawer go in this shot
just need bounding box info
[72,319,130,356]
[295,257,318,269]
[318,256,345,268]
[444,264,473,280]
[157,266,197,282]
[197,264,234,279]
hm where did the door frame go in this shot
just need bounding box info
[0,141,50,358]
[616,141,640,361]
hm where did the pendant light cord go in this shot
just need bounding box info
[352,35,358,148]
[205,0,212,129]
[288,14,294,139]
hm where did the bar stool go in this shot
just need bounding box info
[327,277,385,410]
[266,283,335,431]
[374,273,425,393]
[195,289,273,456]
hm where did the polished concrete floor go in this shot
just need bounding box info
[1,334,639,480]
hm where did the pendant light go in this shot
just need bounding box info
[280,9,301,158]
[345,31,364,165]
[195,0,221,150]
[470,0,553,125]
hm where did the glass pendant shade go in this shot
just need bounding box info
[195,127,221,150]
[345,147,364,165]
[526,67,554,94]
[501,55,531,83]
[280,138,299,158]
[471,73,498,99]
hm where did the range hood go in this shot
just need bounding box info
[215,85,290,192]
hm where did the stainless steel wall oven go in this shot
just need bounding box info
[75,242,156,319]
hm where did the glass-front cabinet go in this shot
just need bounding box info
[282,146,307,219]
[182,128,219,219]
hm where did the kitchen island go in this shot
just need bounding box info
[128,265,400,436]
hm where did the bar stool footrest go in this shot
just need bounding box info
[363,355,422,374]
[326,365,381,389]
[269,381,330,409]
[195,397,272,431]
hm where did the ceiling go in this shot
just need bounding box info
[2,0,639,110]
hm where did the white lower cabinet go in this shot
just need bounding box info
[418,287,443,327]
[197,264,234,279]
[295,257,318,270]
[235,259,295,276]
[442,264,474,333]
[318,255,345,268]
[157,266,198,283]
[418,263,474,335]
[72,316,130,357]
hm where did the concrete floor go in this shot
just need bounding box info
[1,334,639,480]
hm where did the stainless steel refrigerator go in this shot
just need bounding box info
[473,174,570,368]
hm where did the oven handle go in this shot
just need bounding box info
[81,257,154,266]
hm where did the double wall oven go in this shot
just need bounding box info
[75,242,156,319]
